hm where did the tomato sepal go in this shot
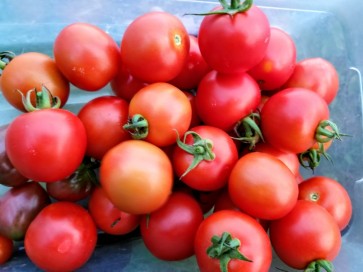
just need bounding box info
[123,114,149,140]
[19,85,61,112]
[315,120,346,143]
[0,51,15,70]
[187,0,253,16]
[304,259,334,272]
[298,142,333,171]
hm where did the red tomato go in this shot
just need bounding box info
[195,210,272,272]
[125,82,192,147]
[88,186,140,235]
[282,57,339,104]
[140,191,204,261]
[5,109,87,182]
[269,200,341,270]
[248,27,296,91]
[198,4,270,73]
[54,23,120,91]
[228,152,298,220]
[24,202,97,271]
[298,176,352,230]
[0,234,13,264]
[0,52,70,111]
[78,95,131,160]
[100,140,173,214]
[169,35,211,90]
[183,91,202,128]
[172,125,239,191]
[196,70,261,131]
[121,11,190,83]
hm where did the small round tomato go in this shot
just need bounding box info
[0,52,70,111]
[121,11,190,83]
[24,202,97,272]
[100,140,173,214]
[0,234,13,264]
[54,22,120,91]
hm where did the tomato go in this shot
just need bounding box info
[198,4,270,74]
[100,140,173,214]
[228,152,298,220]
[183,91,202,128]
[24,202,97,272]
[78,95,131,160]
[0,52,70,111]
[169,35,211,90]
[5,109,87,182]
[88,186,140,235]
[0,181,50,240]
[195,210,272,272]
[195,70,261,131]
[172,125,239,191]
[121,11,190,83]
[140,191,203,261]
[269,200,341,270]
[125,82,192,147]
[248,27,297,91]
[298,176,352,230]
[282,57,339,104]
[260,87,331,154]
[0,234,13,264]
[53,22,120,91]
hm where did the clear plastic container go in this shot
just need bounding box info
[0,0,362,271]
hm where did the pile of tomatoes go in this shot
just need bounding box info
[0,0,353,271]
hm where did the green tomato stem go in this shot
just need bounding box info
[19,85,61,112]
[304,259,334,272]
[298,142,333,171]
[186,0,253,16]
[0,51,15,71]
[123,114,149,140]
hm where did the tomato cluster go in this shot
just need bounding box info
[0,0,352,271]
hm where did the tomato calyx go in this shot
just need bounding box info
[123,114,149,140]
[19,85,61,112]
[304,259,334,272]
[71,156,100,188]
[298,143,333,171]
[187,0,253,16]
[207,232,252,272]
[315,120,345,143]
[175,130,215,179]
[0,51,15,71]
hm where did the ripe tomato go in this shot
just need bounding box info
[195,70,261,131]
[172,125,239,191]
[0,52,70,111]
[269,200,341,270]
[78,95,131,160]
[0,234,13,264]
[298,176,352,230]
[248,27,297,91]
[54,22,120,91]
[24,202,97,272]
[198,4,270,74]
[100,140,173,214]
[125,82,192,147]
[228,152,298,220]
[88,186,140,235]
[121,11,190,83]
[140,191,204,261]
[195,210,272,272]
[183,91,202,128]
[5,109,87,182]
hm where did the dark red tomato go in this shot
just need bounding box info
[196,70,261,131]
[269,200,341,270]
[282,58,339,104]
[169,35,211,90]
[110,62,148,102]
[24,202,97,272]
[0,234,13,264]
[121,11,190,83]
[140,191,203,261]
[54,22,120,91]
[228,152,298,220]
[260,87,330,154]
[298,176,352,230]
[0,181,50,241]
[0,124,28,187]
[183,91,202,128]
[248,27,296,91]
[6,109,87,182]
[198,4,270,74]
[173,125,239,191]
[88,186,140,235]
[0,52,70,111]
[78,95,131,160]
[195,210,272,272]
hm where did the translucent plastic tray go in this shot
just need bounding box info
[0,0,362,271]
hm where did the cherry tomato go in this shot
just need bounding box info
[54,22,120,91]
[24,202,97,271]
[121,11,190,83]
[0,52,70,111]
[0,234,13,264]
